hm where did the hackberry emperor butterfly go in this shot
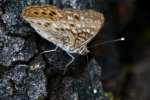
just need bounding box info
[21,5,104,70]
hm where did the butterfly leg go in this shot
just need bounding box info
[63,52,75,75]
[40,46,58,54]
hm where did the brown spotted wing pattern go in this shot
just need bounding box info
[21,5,104,55]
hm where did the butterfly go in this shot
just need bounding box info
[21,5,104,71]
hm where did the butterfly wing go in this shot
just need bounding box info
[21,5,72,47]
[21,5,104,54]
[59,9,104,51]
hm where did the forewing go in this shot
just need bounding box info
[21,5,70,44]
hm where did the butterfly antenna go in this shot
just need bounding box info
[88,37,125,48]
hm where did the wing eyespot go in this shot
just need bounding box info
[69,24,75,27]
[44,22,51,27]
[51,11,57,15]
[41,11,47,15]
[74,15,80,20]
[45,22,51,25]
[61,28,64,31]
[33,12,39,15]
[30,20,34,23]
[49,13,53,16]
[37,22,41,25]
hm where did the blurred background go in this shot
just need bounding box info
[93,0,150,100]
